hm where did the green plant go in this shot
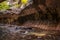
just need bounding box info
[0,1,10,10]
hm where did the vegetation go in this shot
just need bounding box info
[0,1,10,10]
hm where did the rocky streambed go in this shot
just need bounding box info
[0,24,60,40]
